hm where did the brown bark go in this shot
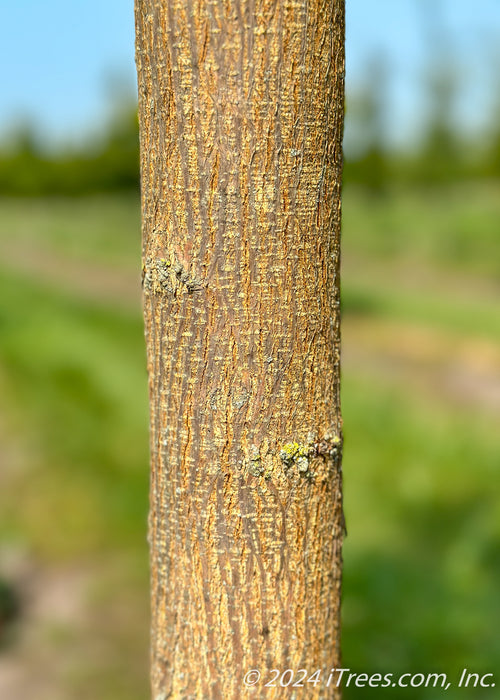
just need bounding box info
[135,0,345,698]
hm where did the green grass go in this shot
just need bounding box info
[0,186,498,698]
[341,373,500,697]
[343,183,500,279]
[0,248,149,697]
[0,265,149,559]
[340,183,500,697]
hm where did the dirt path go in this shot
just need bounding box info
[342,253,500,309]
[342,316,500,413]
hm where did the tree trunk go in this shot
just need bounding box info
[135,1,345,698]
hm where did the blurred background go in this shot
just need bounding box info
[0,0,498,698]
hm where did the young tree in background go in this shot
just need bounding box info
[135,1,345,697]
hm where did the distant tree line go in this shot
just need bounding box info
[0,106,139,196]
[1,75,500,196]
[344,43,500,193]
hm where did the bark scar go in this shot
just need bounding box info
[142,256,205,295]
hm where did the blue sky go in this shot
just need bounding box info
[1,0,499,147]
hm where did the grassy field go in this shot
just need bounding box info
[0,185,498,698]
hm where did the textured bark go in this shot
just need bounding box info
[135,1,345,698]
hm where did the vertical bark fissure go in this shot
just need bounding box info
[136,0,345,697]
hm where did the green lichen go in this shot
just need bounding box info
[279,434,342,478]
[279,442,312,475]
[246,434,342,480]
